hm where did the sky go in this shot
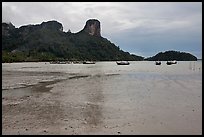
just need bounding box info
[2,2,202,58]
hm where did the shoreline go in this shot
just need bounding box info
[2,62,202,135]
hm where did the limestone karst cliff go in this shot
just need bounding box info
[81,19,101,37]
[2,19,144,62]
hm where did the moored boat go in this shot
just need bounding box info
[166,60,177,65]
[155,61,161,65]
[171,60,177,64]
[116,61,130,65]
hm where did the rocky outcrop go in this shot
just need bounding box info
[41,21,63,32]
[82,19,101,37]
[18,20,63,33]
[2,19,144,62]
[15,21,63,38]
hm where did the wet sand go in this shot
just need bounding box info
[2,61,202,135]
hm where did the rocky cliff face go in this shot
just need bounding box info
[82,19,101,37]
[2,19,144,62]
[41,21,63,31]
[15,21,63,38]
[18,20,63,32]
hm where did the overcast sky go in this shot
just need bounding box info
[2,2,202,58]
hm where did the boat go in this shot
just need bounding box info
[171,60,177,64]
[155,61,161,65]
[166,60,177,65]
[166,61,172,65]
[83,61,95,64]
[116,61,130,65]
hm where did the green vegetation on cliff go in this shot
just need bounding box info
[2,20,144,62]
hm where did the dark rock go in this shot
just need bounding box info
[82,19,101,37]
[41,20,63,31]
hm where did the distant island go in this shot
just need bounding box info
[2,19,144,63]
[145,50,197,61]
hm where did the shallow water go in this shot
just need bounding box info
[2,61,202,135]
[2,61,202,89]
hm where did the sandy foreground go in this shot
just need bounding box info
[2,61,202,135]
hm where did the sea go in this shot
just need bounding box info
[2,61,202,134]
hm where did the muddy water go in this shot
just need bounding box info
[2,61,202,135]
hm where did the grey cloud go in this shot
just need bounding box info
[2,2,202,58]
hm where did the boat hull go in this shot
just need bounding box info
[116,61,130,65]
[155,61,161,65]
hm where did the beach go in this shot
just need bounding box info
[2,61,202,135]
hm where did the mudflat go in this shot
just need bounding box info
[2,61,202,135]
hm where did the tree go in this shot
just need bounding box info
[67,29,71,33]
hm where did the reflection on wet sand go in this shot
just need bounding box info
[2,61,202,135]
[83,75,104,131]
